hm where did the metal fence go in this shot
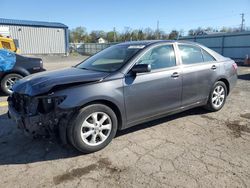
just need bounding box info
[70,43,118,55]
[71,32,250,59]
[180,31,250,60]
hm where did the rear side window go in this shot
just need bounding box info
[179,45,203,64]
[202,49,216,62]
[137,45,176,70]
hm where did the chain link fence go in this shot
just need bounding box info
[69,42,119,55]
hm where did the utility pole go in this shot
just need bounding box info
[113,27,116,42]
[157,20,160,39]
[240,13,245,32]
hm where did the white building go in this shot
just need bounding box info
[0,26,10,37]
[97,37,107,44]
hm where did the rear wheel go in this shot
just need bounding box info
[67,104,118,153]
[205,81,227,111]
[1,73,23,95]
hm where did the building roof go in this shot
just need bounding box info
[0,18,68,28]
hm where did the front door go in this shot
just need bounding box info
[123,44,182,125]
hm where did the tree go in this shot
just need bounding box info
[161,32,169,40]
[106,31,116,42]
[70,27,88,43]
[205,27,213,32]
[131,29,139,41]
[168,30,179,40]
[121,27,133,41]
[156,30,168,40]
[137,29,145,40]
[188,27,214,36]
[188,29,195,36]
[89,30,106,42]
[220,27,233,33]
[144,28,155,40]
[195,27,204,35]
[178,29,184,38]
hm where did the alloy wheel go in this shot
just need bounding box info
[80,112,112,146]
[212,85,225,108]
[5,76,22,93]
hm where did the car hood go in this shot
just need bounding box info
[16,54,42,62]
[13,67,110,96]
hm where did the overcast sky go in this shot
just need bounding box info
[1,0,250,34]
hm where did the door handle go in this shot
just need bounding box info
[211,65,217,70]
[171,72,180,78]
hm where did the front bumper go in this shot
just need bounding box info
[8,95,75,145]
[8,102,57,136]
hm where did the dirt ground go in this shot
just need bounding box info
[0,57,250,188]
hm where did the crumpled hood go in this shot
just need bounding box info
[13,67,109,96]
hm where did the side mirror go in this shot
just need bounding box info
[132,64,151,73]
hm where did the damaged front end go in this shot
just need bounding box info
[8,92,74,138]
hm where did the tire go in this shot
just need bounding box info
[67,104,118,153]
[204,81,227,112]
[1,73,23,95]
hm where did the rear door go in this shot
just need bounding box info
[123,44,182,125]
[177,44,220,107]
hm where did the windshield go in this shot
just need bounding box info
[76,45,144,72]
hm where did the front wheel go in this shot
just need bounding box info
[67,104,118,153]
[1,73,23,95]
[204,81,227,111]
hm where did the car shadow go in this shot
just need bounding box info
[0,107,209,165]
[0,113,81,165]
[0,91,7,97]
[117,107,209,137]
[238,73,250,81]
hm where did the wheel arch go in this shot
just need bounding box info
[217,78,230,95]
[1,68,30,78]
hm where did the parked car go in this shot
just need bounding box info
[0,49,45,95]
[8,41,237,153]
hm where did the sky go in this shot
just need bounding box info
[1,0,250,35]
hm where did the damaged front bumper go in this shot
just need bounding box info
[8,93,74,138]
[8,103,59,136]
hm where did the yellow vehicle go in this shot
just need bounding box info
[0,35,20,53]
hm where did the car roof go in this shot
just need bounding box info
[117,40,200,47]
[117,40,171,46]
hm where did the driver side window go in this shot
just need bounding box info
[137,45,176,70]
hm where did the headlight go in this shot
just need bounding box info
[38,96,66,113]
[44,96,66,105]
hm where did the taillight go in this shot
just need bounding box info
[232,63,238,71]
[40,60,43,68]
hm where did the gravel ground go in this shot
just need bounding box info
[0,57,249,188]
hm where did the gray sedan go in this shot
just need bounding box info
[8,40,238,153]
